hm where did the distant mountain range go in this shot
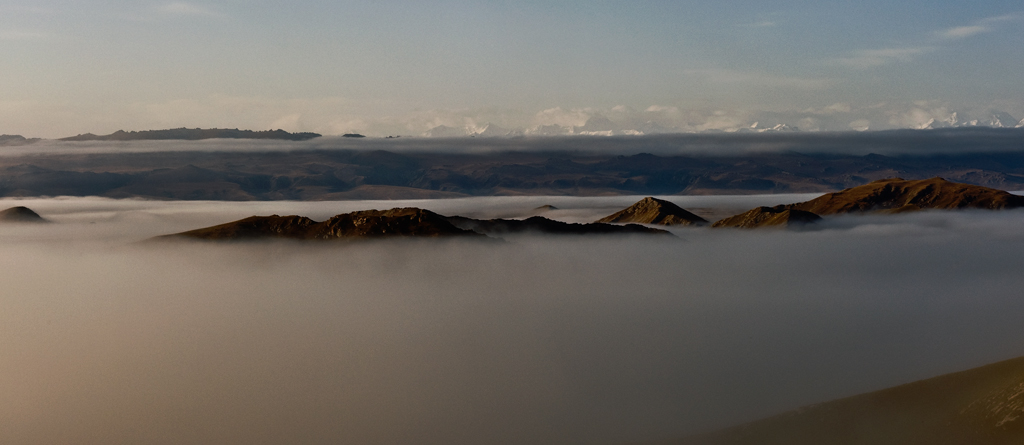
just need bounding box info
[59,128,321,142]
[419,112,1024,138]
[0,134,41,146]
[5,140,1024,199]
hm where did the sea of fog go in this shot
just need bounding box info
[3,195,1024,444]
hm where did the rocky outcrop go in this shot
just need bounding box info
[786,177,1024,215]
[0,206,47,223]
[711,206,821,229]
[597,197,708,226]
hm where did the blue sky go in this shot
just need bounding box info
[1,1,1022,137]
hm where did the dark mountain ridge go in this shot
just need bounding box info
[0,134,40,146]
[163,208,482,241]
[4,144,1024,199]
[59,128,320,142]
[160,207,672,241]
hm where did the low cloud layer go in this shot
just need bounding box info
[2,198,1024,444]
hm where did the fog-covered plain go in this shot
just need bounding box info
[3,196,1024,444]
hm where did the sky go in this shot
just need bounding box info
[4,196,1024,443]
[1,1,1023,137]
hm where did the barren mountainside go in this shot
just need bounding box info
[711,207,821,229]
[786,177,1024,215]
[597,197,708,226]
[708,177,1023,229]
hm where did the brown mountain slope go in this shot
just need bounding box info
[164,208,482,241]
[786,177,1024,215]
[0,206,47,223]
[650,354,1024,445]
[598,197,708,226]
[711,207,821,229]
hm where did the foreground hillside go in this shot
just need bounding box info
[653,355,1024,445]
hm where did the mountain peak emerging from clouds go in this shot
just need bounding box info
[598,197,708,226]
[0,206,47,223]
